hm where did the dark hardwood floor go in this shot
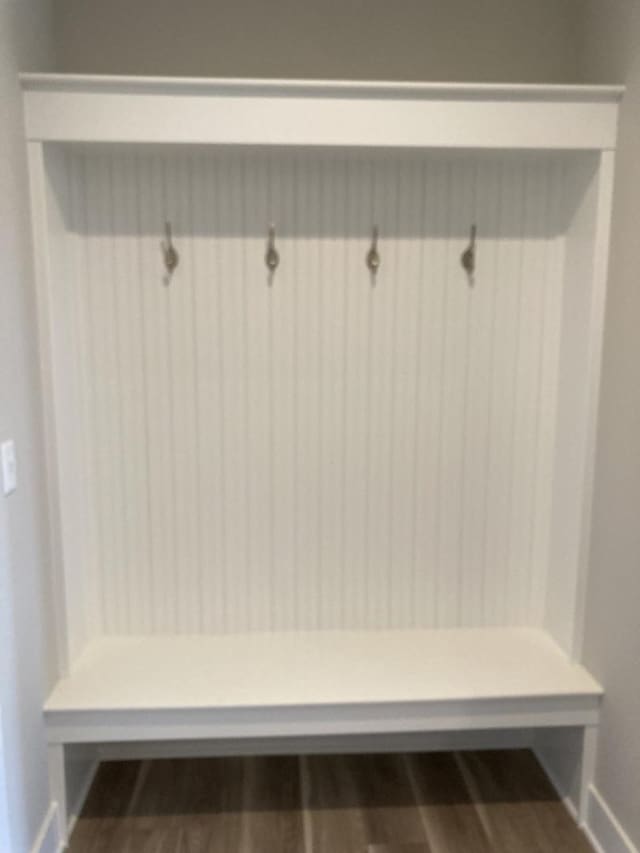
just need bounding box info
[68,750,594,852]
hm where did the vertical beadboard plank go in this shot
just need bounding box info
[365,155,397,627]
[269,151,297,630]
[317,153,345,628]
[507,159,550,624]
[437,159,473,627]
[474,158,503,627]
[111,152,137,632]
[209,151,230,633]
[264,152,277,631]
[108,154,129,634]
[359,156,377,629]
[185,153,204,632]
[120,150,155,632]
[383,157,401,629]
[337,153,352,629]
[239,151,256,634]
[389,154,423,627]
[529,159,566,624]
[341,154,367,628]
[521,158,550,624]
[139,152,174,633]
[290,150,302,630]
[290,150,303,630]
[83,151,109,632]
[293,150,322,630]
[191,151,214,632]
[209,148,230,633]
[240,150,270,631]
[433,158,455,628]
[413,157,447,627]
[312,153,326,630]
[127,150,154,634]
[407,156,428,627]
[108,153,126,633]
[166,152,200,632]
[159,152,180,633]
[459,158,499,626]
[83,153,118,632]
[218,151,250,633]
[483,160,524,626]
[454,158,476,629]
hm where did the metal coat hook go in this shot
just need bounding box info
[366,225,381,281]
[161,221,179,282]
[265,223,280,282]
[461,224,477,285]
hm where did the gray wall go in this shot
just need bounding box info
[54,0,582,82]
[0,0,56,850]
[579,0,640,847]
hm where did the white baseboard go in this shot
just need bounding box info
[585,786,639,853]
[534,747,639,853]
[30,803,62,853]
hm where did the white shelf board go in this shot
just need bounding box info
[45,628,602,744]
[21,73,623,149]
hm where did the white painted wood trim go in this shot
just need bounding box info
[46,697,600,745]
[19,73,624,101]
[46,746,66,850]
[26,142,71,676]
[94,729,534,760]
[571,151,617,661]
[42,630,602,743]
[586,785,640,853]
[579,725,599,825]
[20,74,622,149]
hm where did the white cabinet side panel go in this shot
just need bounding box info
[546,153,616,657]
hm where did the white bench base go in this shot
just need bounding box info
[45,628,602,844]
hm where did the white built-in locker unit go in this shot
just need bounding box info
[21,74,622,842]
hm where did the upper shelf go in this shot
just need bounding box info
[21,73,624,151]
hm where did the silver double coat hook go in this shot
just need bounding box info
[161,221,179,282]
[366,226,381,281]
[461,224,477,285]
[265,223,280,282]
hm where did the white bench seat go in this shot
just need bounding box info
[45,627,601,744]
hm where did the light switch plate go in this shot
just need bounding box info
[1,441,17,496]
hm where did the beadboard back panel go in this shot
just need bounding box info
[52,146,570,636]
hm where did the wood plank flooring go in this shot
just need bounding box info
[68,750,594,852]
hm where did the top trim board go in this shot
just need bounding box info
[21,73,623,150]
